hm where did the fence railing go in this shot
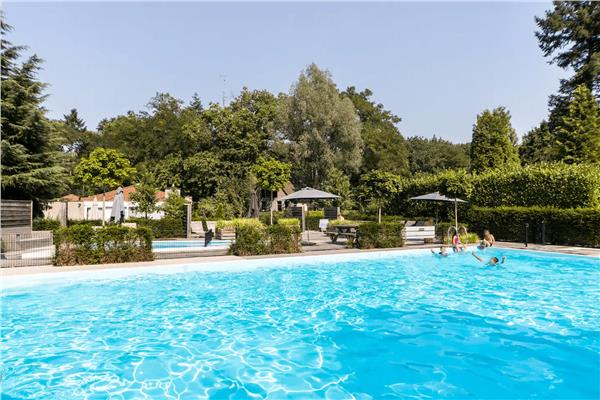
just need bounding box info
[1,231,54,268]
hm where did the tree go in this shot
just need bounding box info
[552,85,600,164]
[536,2,600,106]
[0,16,67,214]
[162,191,186,220]
[519,121,554,165]
[406,136,470,173]
[75,148,135,225]
[358,170,403,223]
[322,168,354,210]
[280,64,363,187]
[342,87,409,175]
[130,174,158,219]
[252,156,291,224]
[63,108,87,132]
[470,107,519,173]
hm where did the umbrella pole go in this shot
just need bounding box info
[454,200,458,230]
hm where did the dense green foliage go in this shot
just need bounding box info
[406,136,470,174]
[467,206,600,247]
[228,223,301,256]
[280,64,363,187]
[470,163,600,208]
[470,107,519,173]
[75,147,135,192]
[552,85,600,164]
[130,217,185,239]
[32,218,61,232]
[358,170,403,222]
[342,87,409,175]
[54,225,153,265]
[0,18,67,214]
[356,222,405,249]
[535,1,599,105]
[130,178,158,219]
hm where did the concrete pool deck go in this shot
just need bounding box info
[0,241,597,278]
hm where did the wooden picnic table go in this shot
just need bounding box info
[327,224,358,244]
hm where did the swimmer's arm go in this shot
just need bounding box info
[501,256,506,264]
[471,251,484,263]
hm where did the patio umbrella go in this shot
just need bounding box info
[110,186,125,223]
[409,191,467,229]
[280,187,340,243]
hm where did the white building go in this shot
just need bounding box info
[44,186,184,223]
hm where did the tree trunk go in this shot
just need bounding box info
[378,206,382,223]
[270,191,274,225]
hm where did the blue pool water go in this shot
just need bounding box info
[152,240,231,249]
[1,249,599,399]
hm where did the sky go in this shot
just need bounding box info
[4,1,565,143]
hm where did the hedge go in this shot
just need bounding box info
[55,225,154,265]
[129,217,186,239]
[32,218,61,232]
[356,222,405,249]
[67,219,103,227]
[470,163,600,208]
[229,224,301,256]
[466,206,600,247]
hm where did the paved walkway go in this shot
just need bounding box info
[1,239,596,278]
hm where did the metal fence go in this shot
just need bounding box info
[1,231,54,268]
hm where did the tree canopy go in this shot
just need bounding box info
[470,107,519,173]
[280,64,363,188]
[0,17,67,214]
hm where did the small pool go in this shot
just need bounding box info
[1,248,598,398]
[152,239,231,249]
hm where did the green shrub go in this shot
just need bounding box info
[67,219,103,227]
[229,223,301,256]
[277,218,300,227]
[228,225,266,256]
[130,217,185,239]
[55,225,153,266]
[471,163,600,208]
[217,218,263,230]
[32,218,61,232]
[356,222,405,249]
[466,206,600,247]
[266,224,302,254]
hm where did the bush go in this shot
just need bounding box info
[356,222,405,249]
[67,219,103,227]
[277,218,300,227]
[32,218,61,232]
[55,225,153,266]
[470,163,600,208]
[217,218,263,230]
[130,217,185,239]
[466,206,600,247]
[229,223,301,256]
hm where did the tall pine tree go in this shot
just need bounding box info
[470,107,519,173]
[552,85,600,164]
[1,16,67,213]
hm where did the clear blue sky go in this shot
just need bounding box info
[4,1,564,143]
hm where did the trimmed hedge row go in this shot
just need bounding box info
[229,224,301,256]
[356,222,405,249]
[466,206,600,247]
[129,217,186,239]
[388,163,600,216]
[471,163,600,208]
[55,225,154,266]
[32,218,61,232]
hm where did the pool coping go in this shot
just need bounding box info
[1,241,597,280]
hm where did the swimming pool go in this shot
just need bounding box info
[152,240,231,250]
[2,248,598,398]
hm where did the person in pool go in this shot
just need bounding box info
[482,229,496,247]
[471,251,506,265]
[431,246,449,257]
